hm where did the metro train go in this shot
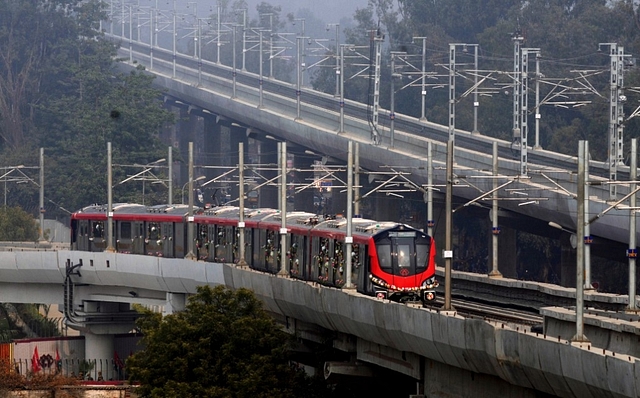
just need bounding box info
[70,203,438,305]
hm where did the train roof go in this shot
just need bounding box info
[74,203,147,214]
[201,206,278,220]
[146,204,198,215]
[313,216,423,237]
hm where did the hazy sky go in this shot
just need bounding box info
[243,0,368,23]
[182,0,369,26]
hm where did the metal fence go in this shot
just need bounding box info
[11,358,127,382]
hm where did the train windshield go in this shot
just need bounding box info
[374,230,432,277]
[416,243,430,272]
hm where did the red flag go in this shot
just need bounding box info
[55,348,60,363]
[31,347,41,372]
[114,351,124,369]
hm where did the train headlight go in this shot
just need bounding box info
[424,291,435,301]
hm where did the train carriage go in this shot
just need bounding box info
[71,203,194,257]
[71,204,438,306]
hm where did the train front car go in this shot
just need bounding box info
[364,222,438,306]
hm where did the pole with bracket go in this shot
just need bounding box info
[443,140,454,311]
[572,140,589,343]
[628,138,638,312]
[345,141,354,288]
[489,142,502,278]
[106,142,115,252]
[38,148,45,242]
[186,142,196,260]
[238,141,248,267]
[278,142,288,276]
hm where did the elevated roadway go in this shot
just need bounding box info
[1,248,639,397]
[111,35,639,249]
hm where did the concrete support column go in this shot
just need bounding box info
[293,154,315,213]
[229,125,247,203]
[331,170,347,216]
[203,116,222,171]
[497,225,517,278]
[177,107,200,184]
[164,292,187,315]
[84,332,115,363]
[560,235,577,288]
[259,139,278,209]
[373,193,400,221]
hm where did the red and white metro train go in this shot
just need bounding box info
[70,203,438,305]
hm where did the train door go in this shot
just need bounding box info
[73,220,88,251]
[214,225,228,262]
[331,240,345,287]
[131,222,144,254]
[90,221,106,252]
[265,229,278,273]
[224,226,235,263]
[196,224,209,260]
[316,237,332,284]
[116,221,134,253]
[146,222,162,256]
[351,243,365,290]
[162,222,175,258]
[359,242,375,296]
[252,227,266,270]
[205,224,216,262]
[289,234,305,279]
[310,236,320,281]
[238,228,251,264]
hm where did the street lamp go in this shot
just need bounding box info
[548,221,578,249]
[182,175,206,204]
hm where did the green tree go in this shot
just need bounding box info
[127,285,325,398]
[0,0,174,216]
[0,206,38,241]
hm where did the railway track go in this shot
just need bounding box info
[415,297,543,328]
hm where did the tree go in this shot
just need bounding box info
[0,206,38,241]
[127,285,326,398]
[0,0,175,217]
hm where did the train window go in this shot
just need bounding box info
[148,223,160,240]
[120,222,132,239]
[397,244,411,269]
[377,244,392,270]
[416,243,430,271]
[92,222,104,238]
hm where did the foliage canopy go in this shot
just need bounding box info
[127,285,325,398]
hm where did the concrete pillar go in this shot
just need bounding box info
[373,193,400,221]
[177,107,200,183]
[84,332,115,362]
[229,125,248,203]
[203,116,222,169]
[560,235,577,288]
[164,292,187,315]
[331,171,347,216]
[201,117,222,206]
[497,225,517,278]
[293,154,315,213]
[259,139,278,209]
